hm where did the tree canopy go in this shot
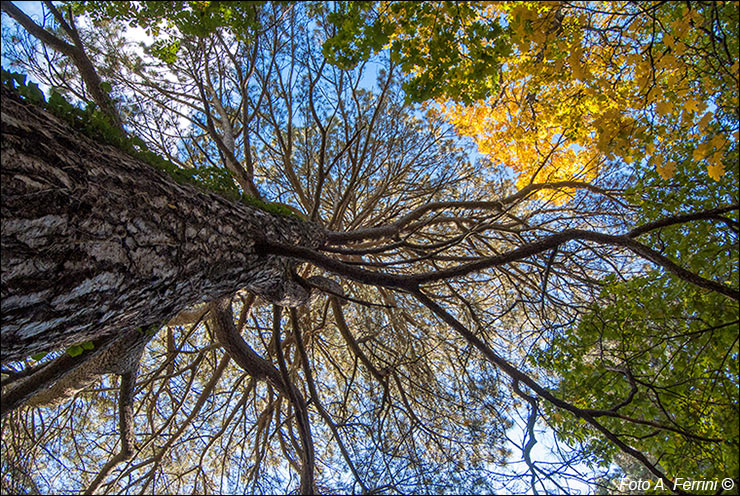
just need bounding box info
[1,1,738,495]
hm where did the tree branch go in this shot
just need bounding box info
[210,297,315,494]
[272,305,315,495]
[412,290,687,495]
[1,1,124,132]
[259,228,739,301]
[627,203,739,237]
[290,308,369,493]
[325,181,624,244]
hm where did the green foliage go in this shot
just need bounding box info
[318,1,510,104]
[138,323,162,337]
[149,39,181,65]
[65,341,94,358]
[1,68,303,220]
[4,67,129,150]
[241,197,307,220]
[71,1,265,63]
[532,154,739,480]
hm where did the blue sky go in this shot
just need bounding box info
[2,1,44,68]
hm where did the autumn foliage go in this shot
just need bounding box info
[326,1,739,199]
[443,2,737,191]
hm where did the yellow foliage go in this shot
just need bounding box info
[697,112,713,132]
[435,1,735,198]
[693,142,709,162]
[657,162,677,180]
[684,99,700,114]
[655,100,673,117]
[707,162,725,181]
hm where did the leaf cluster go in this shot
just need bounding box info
[531,157,739,481]
[71,1,265,63]
[319,1,510,104]
[323,1,737,199]
[65,340,95,358]
[29,340,94,361]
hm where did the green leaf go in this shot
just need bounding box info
[66,345,84,357]
[1,68,25,88]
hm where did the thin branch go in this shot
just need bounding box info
[290,308,369,493]
[412,290,686,495]
[325,181,624,244]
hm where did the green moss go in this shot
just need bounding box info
[240,195,306,220]
[2,68,304,220]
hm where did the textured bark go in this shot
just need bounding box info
[1,329,145,416]
[1,86,325,364]
[1,328,151,415]
[306,275,348,306]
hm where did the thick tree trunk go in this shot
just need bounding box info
[1,86,325,364]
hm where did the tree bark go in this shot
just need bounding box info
[1,328,152,416]
[1,86,325,364]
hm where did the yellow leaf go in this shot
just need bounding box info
[684,99,699,114]
[710,149,724,164]
[657,161,676,180]
[710,134,725,150]
[670,17,690,37]
[664,34,675,50]
[697,112,713,131]
[569,49,585,80]
[655,99,672,116]
[659,53,678,70]
[692,142,709,161]
[707,162,724,181]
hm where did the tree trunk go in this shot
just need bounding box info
[1,86,325,364]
